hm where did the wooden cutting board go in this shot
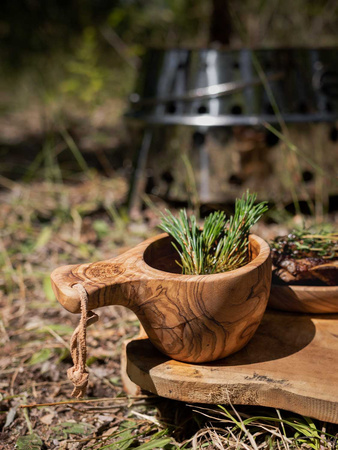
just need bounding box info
[126,310,338,423]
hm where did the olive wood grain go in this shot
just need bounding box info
[269,284,338,314]
[51,233,271,363]
[126,311,338,423]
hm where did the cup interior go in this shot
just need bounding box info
[143,235,261,274]
[144,236,181,273]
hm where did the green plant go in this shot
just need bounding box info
[159,191,268,275]
[271,228,338,260]
[59,27,112,107]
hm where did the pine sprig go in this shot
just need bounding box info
[159,191,268,275]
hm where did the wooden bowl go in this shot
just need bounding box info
[51,233,271,363]
[269,283,338,314]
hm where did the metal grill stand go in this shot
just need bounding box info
[125,48,338,213]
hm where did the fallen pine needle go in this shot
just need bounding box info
[20,394,155,408]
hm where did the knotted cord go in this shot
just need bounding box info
[67,283,99,398]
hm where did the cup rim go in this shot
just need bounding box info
[139,232,271,280]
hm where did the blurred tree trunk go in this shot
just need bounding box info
[209,0,232,45]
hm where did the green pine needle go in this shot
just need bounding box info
[159,191,268,275]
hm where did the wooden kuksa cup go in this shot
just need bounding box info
[51,233,271,363]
